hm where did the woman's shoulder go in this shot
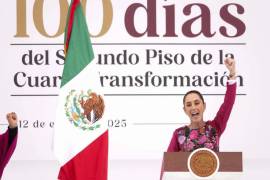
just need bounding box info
[205,120,216,129]
[174,125,188,135]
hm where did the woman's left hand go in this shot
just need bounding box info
[224,58,236,79]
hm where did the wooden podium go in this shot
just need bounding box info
[161,151,243,180]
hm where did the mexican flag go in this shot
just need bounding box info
[53,0,108,179]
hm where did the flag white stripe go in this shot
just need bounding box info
[54,60,108,165]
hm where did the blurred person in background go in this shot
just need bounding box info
[0,112,18,179]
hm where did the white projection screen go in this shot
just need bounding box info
[0,1,269,179]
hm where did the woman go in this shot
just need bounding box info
[0,112,18,179]
[167,58,236,152]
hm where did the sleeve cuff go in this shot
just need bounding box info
[8,126,18,137]
[8,126,18,147]
[227,79,236,85]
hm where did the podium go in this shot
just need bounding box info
[161,151,243,180]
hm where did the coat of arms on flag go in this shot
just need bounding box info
[65,90,105,131]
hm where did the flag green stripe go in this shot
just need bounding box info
[61,3,94,87]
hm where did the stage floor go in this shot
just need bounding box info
[3,159,270,180]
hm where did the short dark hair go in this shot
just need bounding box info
[183,90,205,105]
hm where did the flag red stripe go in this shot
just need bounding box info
[58,130,108,180]
[65,0,80,52]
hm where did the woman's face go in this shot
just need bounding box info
[183,93,206,123]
